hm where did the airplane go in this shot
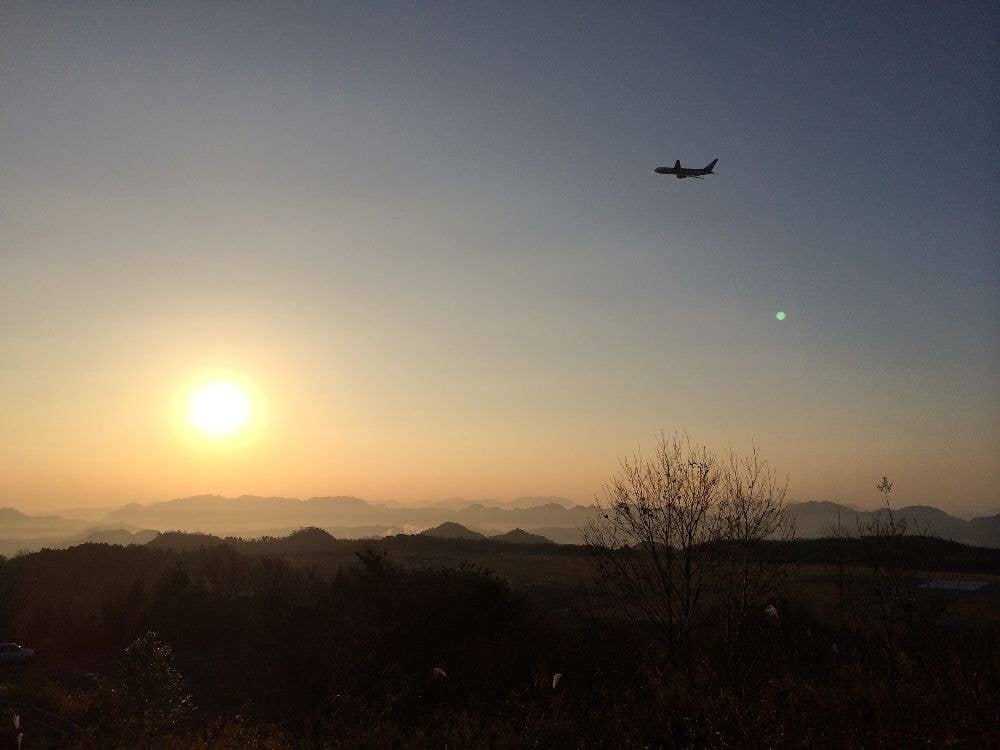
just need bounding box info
[655,158,718,179]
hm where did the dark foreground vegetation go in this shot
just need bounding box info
[1,532,999,749]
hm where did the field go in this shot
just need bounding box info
[2,534,1000,748]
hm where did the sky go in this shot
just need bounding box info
[2,1,998,514]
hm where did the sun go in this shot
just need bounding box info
[189,382,251,436]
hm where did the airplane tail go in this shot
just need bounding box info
[704,158,718,173]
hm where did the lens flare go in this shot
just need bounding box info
[775,311,786,321]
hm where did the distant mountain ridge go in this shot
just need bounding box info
[785,501,1000,547]
[0,507,91,538]
[94,495,598,537]
[4,497,1000,551]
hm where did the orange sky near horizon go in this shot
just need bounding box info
[2,314,996,515]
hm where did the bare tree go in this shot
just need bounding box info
[585,433,791,665]
[718,447,792,667]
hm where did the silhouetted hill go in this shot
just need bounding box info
[491,528,554,544]
[139,528,344,555]
[147,531,226,550]
[421,522,486,540]
[242,526,339,554]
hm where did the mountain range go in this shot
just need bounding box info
[2,496,999,555]
[96,494,595,539]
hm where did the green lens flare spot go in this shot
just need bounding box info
[775,311,786,321]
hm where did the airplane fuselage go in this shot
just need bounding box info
[655,159,718,179]
[654,167,709,179]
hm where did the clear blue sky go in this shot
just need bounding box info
[2,1,997,512]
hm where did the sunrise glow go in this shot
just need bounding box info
[189,382,251,436]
